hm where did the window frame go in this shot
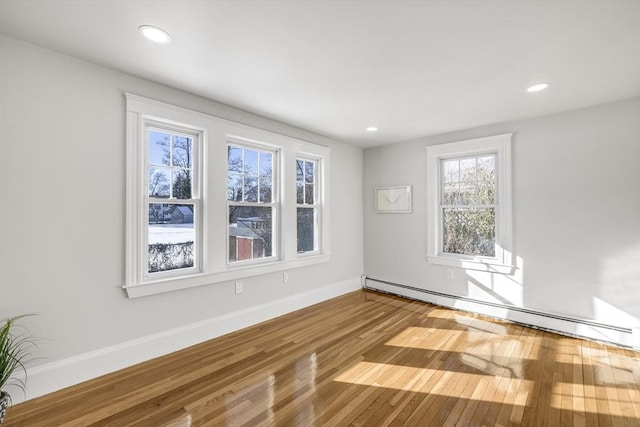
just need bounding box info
[226,141,280,266]
[296,156,322,256]
[125,94,330,298]
[144,122,203,279]
[426,134,514,274]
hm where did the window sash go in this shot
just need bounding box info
[144,123,202,278]
[227,202,278,264]
[297,206,318,254]
[227,143,274,203]
[296,157,321,254]
[440,206,496,258]
[146,201,199,275]
[227,144,280,265]
[438,153,498,259]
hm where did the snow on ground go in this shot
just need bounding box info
[149,224,194,244]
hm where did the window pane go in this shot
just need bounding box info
[297,183,304,204]
[259,177,272,203]
[477,180,496,204]
[305,183,314,204]
[459,182,476,205]
[149,166,170,198]
[477,156,495,180]
[442,159,459,183]
[296,160,304,182]
[297,207,315,253]
[228,206,273,262]
[443,207,495,257]
[228,146,243,173]
[260,152,272,176]
[172,169,192,199]
[305,161,314,183]
[148,203,195,273]
[459,158,476,181]
[252,239,264,259]
[172,135,192,168]
[227,174,243,201]
[149,130,170,165]
[477,156,496,204]
[228,237,237,262]
[244,176,258,202]
[442,183,459,205]
[244,150,258,175]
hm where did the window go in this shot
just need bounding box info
[426,134,513,273]
[227,144,278,263]
[125,94,330,297]
[296,158,320,253]
[441,154,496,257]
[147,127,200,274]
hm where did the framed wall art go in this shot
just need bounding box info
[375,185,412,213]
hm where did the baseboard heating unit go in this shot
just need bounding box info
[362,276,639,349]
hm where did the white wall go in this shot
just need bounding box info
[364,97,640,345]
[0,35,363,399]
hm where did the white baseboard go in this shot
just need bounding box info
[12,277,361,404]
[364,277,639,350]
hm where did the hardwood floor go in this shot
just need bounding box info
[7,290,640,426]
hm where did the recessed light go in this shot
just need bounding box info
[139,25,171,44]
[527,83,548,93]
[366,127,378,132]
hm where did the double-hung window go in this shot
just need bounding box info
[296,157,321,254]
[125,94,330,298]
[147,126,201,275]
[426,134,513,273]
[227,143,278,264]
[441,154,496,257]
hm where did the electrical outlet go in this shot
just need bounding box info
[235,281,243,294]
[283,272,289,283]
[446,268,455,279]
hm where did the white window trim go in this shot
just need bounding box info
[426,133,514,274]
[125,94,330,298]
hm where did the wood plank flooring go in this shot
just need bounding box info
[6,290,640,426]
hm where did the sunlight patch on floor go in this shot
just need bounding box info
[164,414,192,427]
[551,382,631,417]
[333,361,533,399]
[385,326,533,356]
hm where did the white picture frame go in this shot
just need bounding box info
[375,185,412,213]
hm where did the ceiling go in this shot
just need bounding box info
[1,1,639,148]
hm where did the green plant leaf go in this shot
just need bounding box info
[0,315,37,403]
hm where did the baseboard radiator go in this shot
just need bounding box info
[362,276,639,349]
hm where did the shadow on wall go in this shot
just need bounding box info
[464,255,525,307]
[462,248,639,345]
[598,243,640,325]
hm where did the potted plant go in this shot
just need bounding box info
[0,316,36,425]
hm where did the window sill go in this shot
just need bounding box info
[427,255,515,275]
[124,254,330,298]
